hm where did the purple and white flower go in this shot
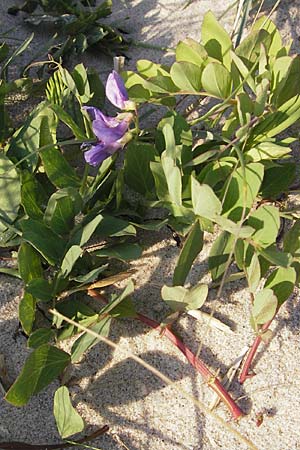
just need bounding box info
[82,70,135,166]
[83,106,132,166]
[106,70,129,110]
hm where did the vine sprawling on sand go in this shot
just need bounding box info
[0,3,300,449]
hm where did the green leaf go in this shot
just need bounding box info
[0,152,21,232]
[250,94,300,141]
[160,124,182,206]
[191,177,222,219]
[5,345,70,406]
[131,219,168,231]
[71,265,108,284]
[199,157,235,187]
[109,297,136,318]
[71,317,111,362]
[18,242,43,335]
[86,68,105,109]
[0,267,21,278]
[246,252,261,293]
[259,245,291,267]
[236,29,270,66]
[96,215,136,238]
[161,283,208,311]
[59,245,83,279]
[26,278,54,302]
[247,205,280,248]
[260,163,295,199]
[254,78,269,116]
[222,163,264,221]
[201,62,232,99]
[72,63,91,103]
[201,11,232,69]
[252,288,277,326]
[176,38,207,66]
[70,215,104,247]
[0,42,9,63]
[28,329,55,349]
[246,141,291,162]
[19,292,36,336]
[6,102,47,171]
[156,112,193,155]
[51,104,86,140]
[231,52,256,93]
[271,56,292,97]
[150,161,170,201]
[54,386,84,439]
[39,112,80,189]
[136,60,170,78]
[283,220,300,255]
[208,231,234,280]
[44,188,83,236]
[173,220,203,286]
[161,153,182,206]
[252,17,282,56]
[264,267,296,305]
[21,218,66,266]
[93,243,142,261]
[124,142,156,195]
[18,242,43,283]
[170,62,202,92]
[1,33,34,77]
[21,171,46,220]
[213,215,253,238]
[54,299,98,339]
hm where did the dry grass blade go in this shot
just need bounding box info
[187,310,234,334]
[49,309,259,450]
[209,346,249,410]
[88,269,137,289]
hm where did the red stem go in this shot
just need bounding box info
[239,319,273,384]
[89,290,243,420]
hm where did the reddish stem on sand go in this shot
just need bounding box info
[239,319,273,384]
[88,289,243,420]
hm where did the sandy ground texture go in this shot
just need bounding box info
[0,1,300,449]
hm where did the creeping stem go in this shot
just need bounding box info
[239,319,273,384]
[88,289,244,420]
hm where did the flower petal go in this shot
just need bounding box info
[83,106,119,127]
[84,142,121,166]
[106,70,129,109]
[92,118,129,142]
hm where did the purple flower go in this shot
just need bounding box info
[106,70,129,110]
[83,106,132,167]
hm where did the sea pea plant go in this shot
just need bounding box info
[1,9,300,445]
